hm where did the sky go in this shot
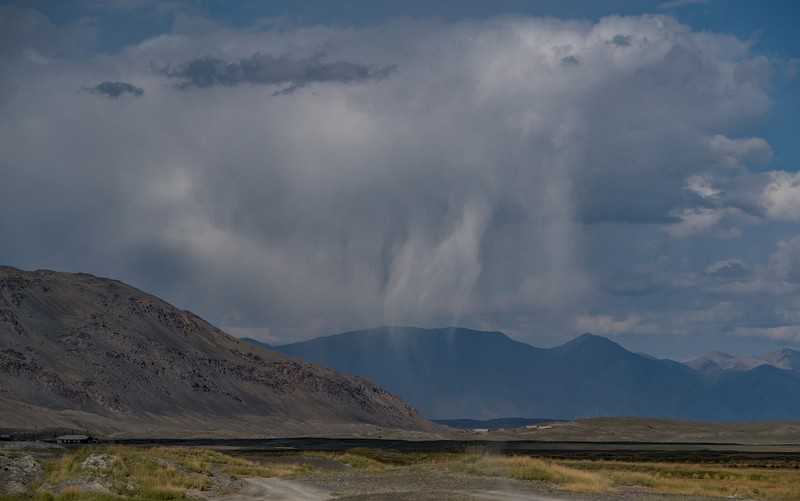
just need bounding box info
[1,0,799,360]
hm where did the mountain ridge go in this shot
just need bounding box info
[257,326,800,421]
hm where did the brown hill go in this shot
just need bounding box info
[0,266,437,438]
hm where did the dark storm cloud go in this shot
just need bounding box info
[0,4,96,61]
[560,55,579,66]
[2,10,798,353]
[82,81,144,98]
[611,34,633,47]
[160,51,395,93]
[601,272,666,297]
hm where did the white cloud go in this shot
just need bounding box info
[662,207,752,238]
[762,172,800,221]
[685,173,720,200]
[734,325,800,344]
[708,135,773,169]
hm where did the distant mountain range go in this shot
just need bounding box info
[0,267,437,437]
[246,327,800,422]
[685,349,800,376]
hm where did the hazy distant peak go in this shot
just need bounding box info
[707,351,736,361]
[553,332,626,355]
[559,332,599,346]
[686,348,800,376]
[684,351,734,370]
[756,348,800,372]
[315,325,515,344]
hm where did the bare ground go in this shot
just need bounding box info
[200,470,728,501]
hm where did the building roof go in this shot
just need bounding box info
[57,434,90,440]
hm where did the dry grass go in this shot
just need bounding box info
[437,450,800,499]
[414,447,800,500]
[16,445,311,500]
[435,447,612,493]
[461,455,612,492]
[147,446,307,478]
[567,460,800,500]
[44,445,207,499]
[312,446,613,493]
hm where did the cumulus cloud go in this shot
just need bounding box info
[762,172,800,221]
[0,8,798,352]
[82,81,144,97]
[685,173,720,200]
[158,50,395,93]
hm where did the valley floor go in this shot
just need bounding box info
[2,440,796,500]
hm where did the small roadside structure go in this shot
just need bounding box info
[56,434,91,444]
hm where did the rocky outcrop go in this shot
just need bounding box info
[0,444,48,495]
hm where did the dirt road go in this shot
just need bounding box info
[207,474,725,501]
[206,478,331,501]
[216,477,579,500]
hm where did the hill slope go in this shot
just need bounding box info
[259,327,800,421]
[0,267,436,437]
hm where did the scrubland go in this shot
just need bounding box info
[3,443,800,500]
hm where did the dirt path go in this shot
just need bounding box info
[195,475,726,501]
[209,478,332,501]
[467,491,574,501]
[272,471,599,501]
[208,476,582,501]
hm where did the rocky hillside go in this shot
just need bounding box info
[0,267,437,437]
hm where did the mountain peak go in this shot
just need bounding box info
[554,333,626,355]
